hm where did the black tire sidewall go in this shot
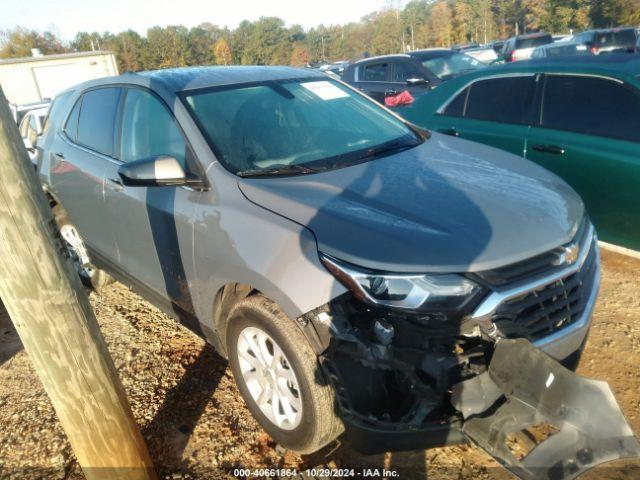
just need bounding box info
[226,302,321,451]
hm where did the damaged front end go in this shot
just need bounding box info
[453,338,640,480]
[301,293,488,452]
[298,222,639,478]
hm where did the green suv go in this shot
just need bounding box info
[400,55,640,251]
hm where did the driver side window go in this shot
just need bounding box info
[392,61,422,82]
[120,88,189,169]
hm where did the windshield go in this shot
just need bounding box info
[421,53,484,81]
[182,78,420,176]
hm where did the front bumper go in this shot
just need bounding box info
[453,339,640,480]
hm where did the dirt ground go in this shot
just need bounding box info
[1,249,639,479]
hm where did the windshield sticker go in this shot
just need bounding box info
[301,81,349,100]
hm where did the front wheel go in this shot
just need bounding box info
[226,295,343,453]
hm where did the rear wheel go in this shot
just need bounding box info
[226,295,343,453]
[53,206,113,291]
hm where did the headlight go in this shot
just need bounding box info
[320,254,483,314]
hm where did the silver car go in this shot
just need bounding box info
[37,67,638,477]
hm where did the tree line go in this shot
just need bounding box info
[1,0,639,72]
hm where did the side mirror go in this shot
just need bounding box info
[406,77,429,87]
[118,155,202,187]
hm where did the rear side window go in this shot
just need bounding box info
[596,29,637,46]
[464,76,534,124]
[76,87,121,157]
[119,88,188,168]
[42,91,73,135]
[574,32,593,44]
[531,48,544,59]
[541,75,640,143]
[442,86,469,117]
[363,63,388,81]
[64,98,82,142]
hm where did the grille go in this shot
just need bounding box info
[476,220,589,286]
[491,240,598,342]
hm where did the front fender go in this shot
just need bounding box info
[191,172,347,334]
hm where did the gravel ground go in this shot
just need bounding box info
[0,249,639,479]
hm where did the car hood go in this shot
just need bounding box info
[238,133,584,273]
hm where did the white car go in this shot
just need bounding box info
[18,107,48,166]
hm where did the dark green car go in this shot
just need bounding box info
[400,55,640,251]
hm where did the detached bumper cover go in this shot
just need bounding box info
[452,338,640,480]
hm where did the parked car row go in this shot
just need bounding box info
[507,27,639,61]
[340,49,485,103]
[572,27,638,54]
[321,26,639,97]
[30,64,640,478]
[333,26,639,106]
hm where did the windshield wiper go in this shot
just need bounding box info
[236,164,319,178]
[360,139,419,160]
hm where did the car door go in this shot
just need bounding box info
[48,87,121,262]
[525,74,640,250]
[356,61,391,103]
[104,86,200,316]
[432,75,535,157]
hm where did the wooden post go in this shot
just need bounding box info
[0,88,156,480]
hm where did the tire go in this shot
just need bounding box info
[52,206,113,291]
[226,295,343,453]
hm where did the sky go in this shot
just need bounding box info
[3,0,390,40]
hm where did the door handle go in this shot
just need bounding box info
[438,127,459,137]
[385,89,398,96]
[532,144,565,155]
[53,152,65,161]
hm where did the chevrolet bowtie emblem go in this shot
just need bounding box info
[552,243,580,266]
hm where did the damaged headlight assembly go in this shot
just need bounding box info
[320,254,484,316]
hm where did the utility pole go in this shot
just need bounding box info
[0,88,156,480]
[411,24,415,51]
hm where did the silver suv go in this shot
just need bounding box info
[36,67,638,477]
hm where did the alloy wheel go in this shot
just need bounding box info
[236,326,303,430]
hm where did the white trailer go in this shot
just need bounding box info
[0,50,119,108]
